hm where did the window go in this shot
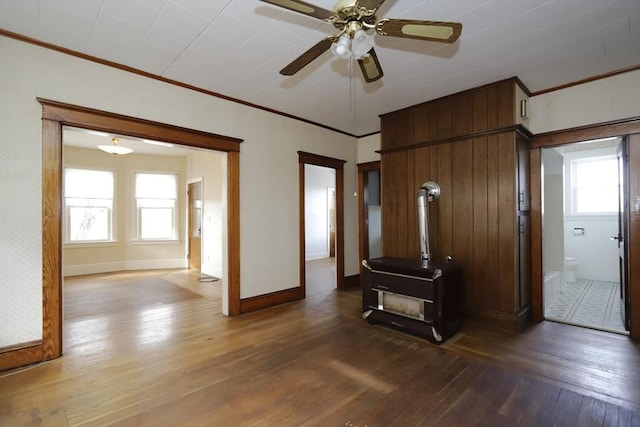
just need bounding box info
[135,172,178,240]
[570,156,618,214]
[64,167,114,242]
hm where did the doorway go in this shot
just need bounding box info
[39,99,242,362]
[303,165,337,297]
[188,180,203,272]
[298,151,346,298]
[541,137,628,334]
[357,161,382,264]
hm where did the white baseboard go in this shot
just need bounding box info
[64,258,187,277]
[201,263,223,279]
[305,252,330,261]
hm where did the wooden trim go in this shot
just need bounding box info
[335,168,345,289]
[42,118,63,361]
[531,117,640,148]
[357,161,381,271]
[298,151,347,169]
[298,161,306,300]
[38,99,243,365]
[37,98,242,152]
[629,135,640,341]
[343,274,360,288]
[0,341,43,372]
[529,148,543,322]
[227,151,241,315]
[1,30,358,138]
[239,287,303,313]
[357,161,381,172]
[462,306,522,335]
[377,124,533,154]
[298,152,347,295]
[358,130,381,139]
[531,65,640,96]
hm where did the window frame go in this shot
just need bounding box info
[133,170,179,242]
[63,165,116,245]
[564,147,619,217]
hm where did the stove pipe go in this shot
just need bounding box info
[417,181,440,262]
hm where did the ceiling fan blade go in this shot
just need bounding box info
[376,19,462,43]
[355,0,387,13]
[358,48,384,83]
[260,0,334,21]
[280,36,334,76]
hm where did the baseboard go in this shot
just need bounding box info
[305,252,330,261]
[201,263,223,279]
[462,305,532,334]
[0,340,43,372]
[240,287,303,313]
[64,258,187,277]
[343,274,360,288]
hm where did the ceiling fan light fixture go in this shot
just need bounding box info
[331,34,352,59]
[98,137,133,155]
[351,29,374,59]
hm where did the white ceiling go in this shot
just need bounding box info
[63,126,200,155]
[1,0,639,136]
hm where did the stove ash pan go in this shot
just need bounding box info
[362,256,462,344]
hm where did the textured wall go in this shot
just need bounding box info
[529,69,640,134]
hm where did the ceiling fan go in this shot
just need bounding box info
[261,0,462,82]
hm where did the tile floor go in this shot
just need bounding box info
[545,279,627,333]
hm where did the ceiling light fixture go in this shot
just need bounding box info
[98,137,133,155]
[142,139,174,148]
[330,21,374,60]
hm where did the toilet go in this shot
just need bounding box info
[565,257,578,283]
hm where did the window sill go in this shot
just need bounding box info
[64,241,118,249]
[565,214,617,221]
[130,239,181,245]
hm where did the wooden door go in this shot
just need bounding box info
[328,188,336,257]
[188,181,202,272]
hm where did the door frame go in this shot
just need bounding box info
[187,178,203,272]
[39,98,243,362]
[357,161,381,265]
[530,116,640,340]
[298,151,346,296]
[617,138,631,330]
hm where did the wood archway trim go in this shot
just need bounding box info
[38,98,243,362]
[299,151,347,297]
[530,116,640,341]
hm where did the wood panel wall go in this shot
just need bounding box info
[379,78,531,330]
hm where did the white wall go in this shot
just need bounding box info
[304,164,335,260]
[529,69,640,134]
[187,151,225,279]
[564,216,619,282]
[357,134,380,164]
[0,35,358,347]
[542,148,565,277]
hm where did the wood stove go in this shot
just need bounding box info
[362,181,462,343]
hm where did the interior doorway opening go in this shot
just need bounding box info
[303,165,337,297]
[39,98,242,362]
[541,136,629,334]
[298,151,346,299]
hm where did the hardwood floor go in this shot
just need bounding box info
[1,261,639,426]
